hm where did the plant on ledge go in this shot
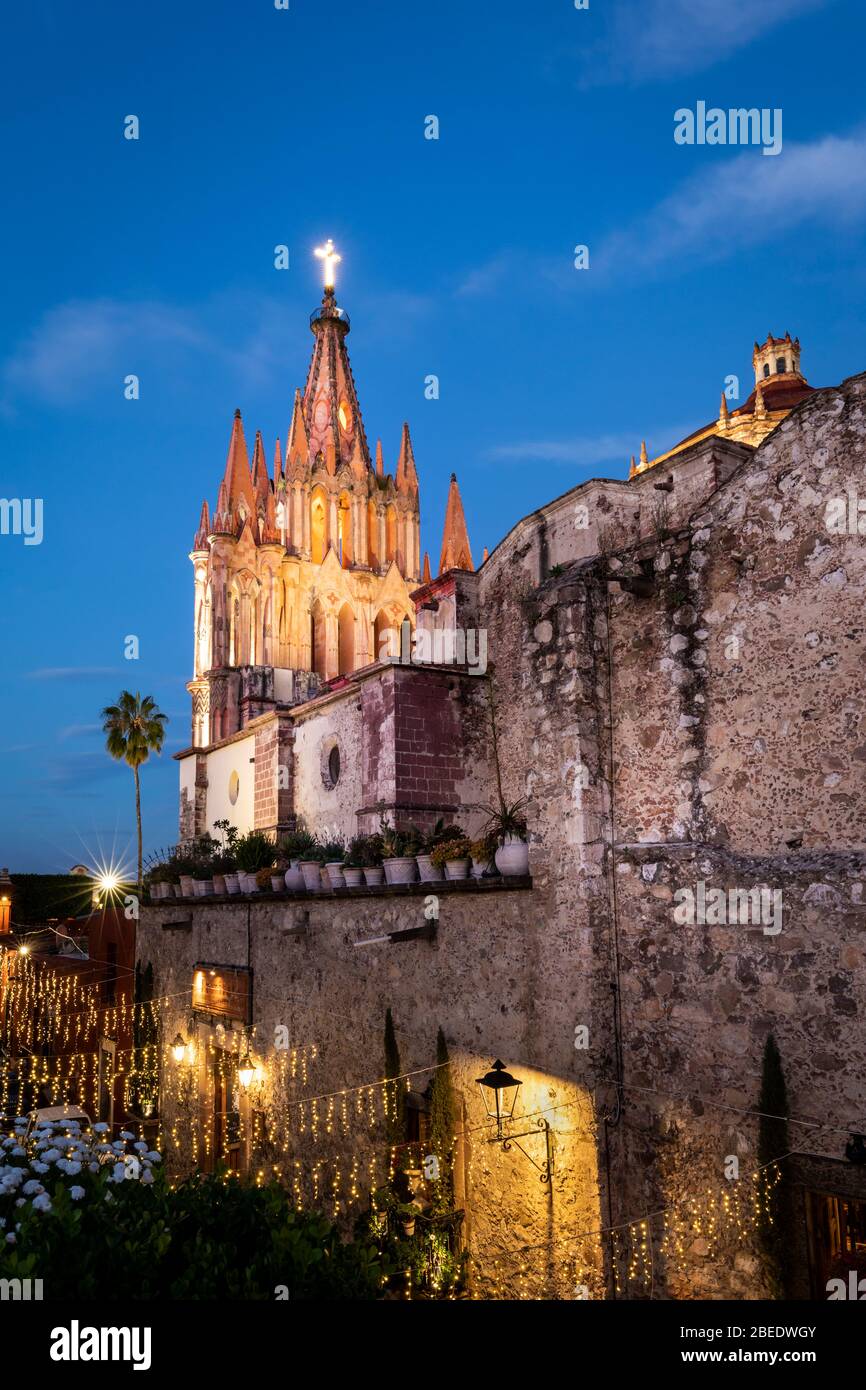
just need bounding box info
[234,831,276,873]
[429,837,472,869]
[278,827,317,863]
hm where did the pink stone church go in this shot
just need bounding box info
[178,244,477,843]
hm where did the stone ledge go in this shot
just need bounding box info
[147,876,532,911]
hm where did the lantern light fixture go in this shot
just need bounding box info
[238,1041,255,1089]
[171,1033,187,1065]
[476,1058,553,1184]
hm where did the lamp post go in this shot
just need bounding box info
[476,1059,553,1183]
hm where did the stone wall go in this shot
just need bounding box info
[139,884,605,1300]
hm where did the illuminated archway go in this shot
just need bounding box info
[338,603,355,675]
[310,487,327,565]
[374,609,396,662]
[337,492,353,567]
[310,602,327,678]
[367,501,379,568]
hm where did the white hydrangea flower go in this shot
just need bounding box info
[31,1161,49,1174]
[140,1168,154,1185]
[69,1186,85,1201]
[31,1193,52,1213]
[93,1122,109,1134]
[22,1180,44,1195]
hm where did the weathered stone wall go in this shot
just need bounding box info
[139,885,605,1300]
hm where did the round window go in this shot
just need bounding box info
[328,745,341,785]
[228,771,240,805]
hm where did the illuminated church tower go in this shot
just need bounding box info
[186,242,422,748]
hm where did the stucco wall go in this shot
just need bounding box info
[205,732,256,833]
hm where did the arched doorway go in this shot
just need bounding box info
[338,603,355,675]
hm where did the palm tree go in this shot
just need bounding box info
[101,692,168,891]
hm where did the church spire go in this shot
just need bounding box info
[304,239,371,472]
[395,422,419,497]
[221,409,256,521]
[252,430,270,501]
[438,473,474,575]
[193,500,210,551]
[422,551,432,584]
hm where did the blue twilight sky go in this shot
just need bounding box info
[1,0,865,871]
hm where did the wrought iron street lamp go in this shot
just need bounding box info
[476,1059,553,1183]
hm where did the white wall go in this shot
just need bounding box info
[205,733,256,836]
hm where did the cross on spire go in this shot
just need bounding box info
[314,238,341,290]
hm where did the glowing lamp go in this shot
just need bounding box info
[171,1033,187,1064]
[476,1059,521,1139]
[238,1044,255,1090]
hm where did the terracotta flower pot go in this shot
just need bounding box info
[343,867,364,887]
[224,872,240,895]
[444,858,471,880]
[270,874,285,893]
[300,861,322,891]
[385,857,417,885]
[212,873,227,896]
[416,854,444,883]
[319,866,331,890]
[193,878,209,897]
[180,875,194,899]
[363,866,384,887]
[494,835,529,877]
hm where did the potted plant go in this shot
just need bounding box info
[321,839,347,889]
[210,854,235,896]
[298,842,325,892]
[173,854,196,899]
[417,820,465,882]
[469,832,497,878]
[483,798,529,877]
[235,830,276,892]
[279,828,317,891]
[224,867,240,895]
[342,836,367,888]
[360,833,385,887]
[430,836,473,880]
[192,862,214,897]
[381,820,420,885]
[257,866,280,893]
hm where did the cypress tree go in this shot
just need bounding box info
[428,1026,456,1211]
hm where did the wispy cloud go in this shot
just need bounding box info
[453,253,519,299]
[596,131,866,277]
[58,723,102,741]
[575,0,834,86]
[27,667,120,681]
[487,423,696,469]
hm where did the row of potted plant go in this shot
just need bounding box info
[146,802,529,900]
